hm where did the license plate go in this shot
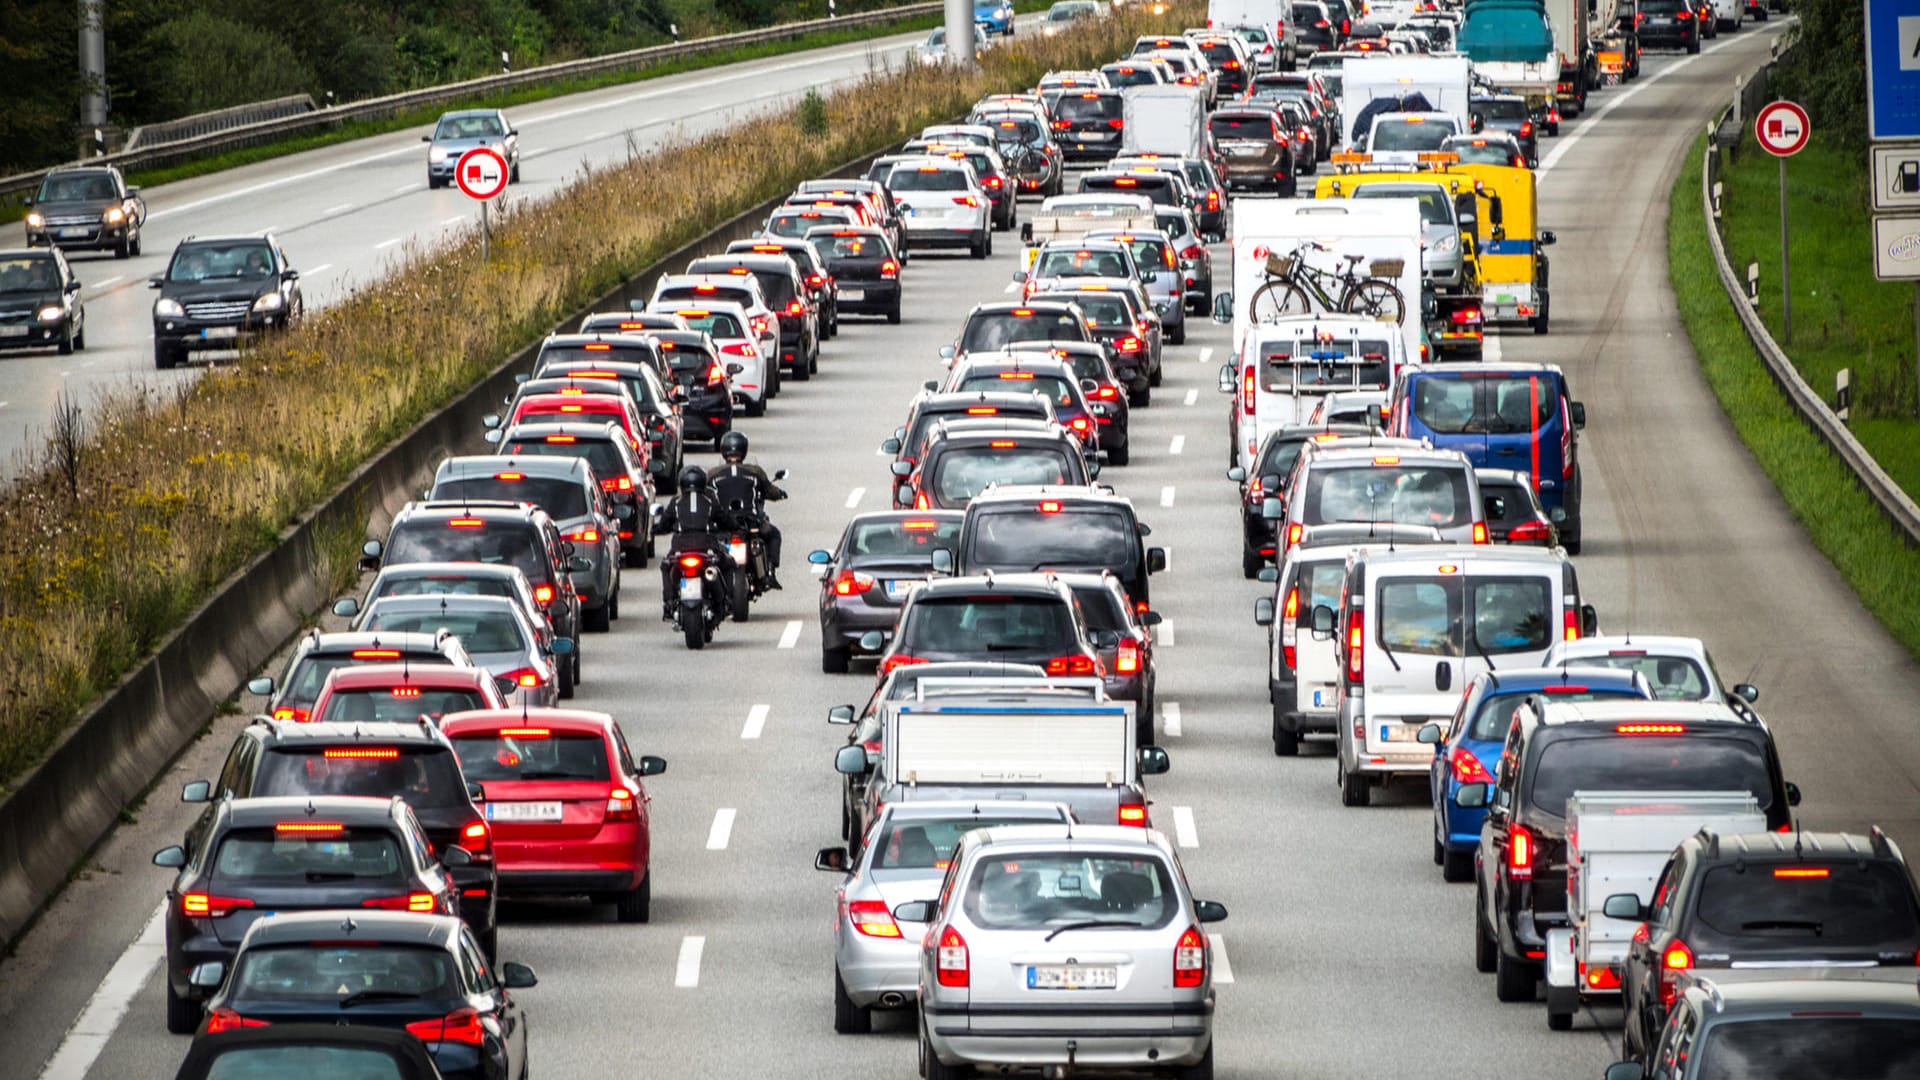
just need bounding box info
[486,801,563,822]
[1312,689,1325,707]
[728,541,747,562]
[885,579,921,600]
[900,205,916,216]
[201,326,239,340]
[840,289,864,301]
[1381,724,1423,742]
[1027,964,1117,990]
[0,326,27,338]
[679,577,702,600]
[58,228,89,238]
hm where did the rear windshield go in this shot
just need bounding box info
[212,827,404,880]
[385,522,545,583]
[1069,584,1131,633]
[1370,119,1453,152]
[1291,559,1348,623]
[872,816,1056,870]
[282,653,453,710]
[1211,114,1277,140]
[432,476,587,520]
[962,852,1177,929]
[888,166,969,191]
[538,344,657,368]
[1480,477,1542,525]
[900,595,1078,652]
[816,233,887,261]
[1057,94,1123,120]
[450,731,609,782]
[360,607,526,654]
[371,573,517,604]
[848,517,963,558]
[1693,862,1920,946]
[1196,41,1238,62]
[1448,140,1516,166]
[1527,734,1773,820]
[1466,688,1642,741]
[1256,436,1313,481]
[1413,375,1559,434]
[1640,0,1686,11]
[1694,1018,1920,1080]
[964,507,1138,574]
[769,212,846,237]
[1101,67,1160,88]
[959,311,1087,352]
[672,310,746,338]
[254,747,470,808]
[232,944,454,1002]
[204,1045,408,1079]
[502,438,629,483]
[1063,294,1133,328]
[1036,248,1132,279]
[1260,341,1393,391]
[1567,652,1711,700]
[930,446,1076,504]
[1352,186,1452,226]
[955,374,1080,409]
[318,686,491,725]
[1302,464,1473,529]
[1475,98,1531,121]
[1375,574,1552,657]
[1083,176,1177,205]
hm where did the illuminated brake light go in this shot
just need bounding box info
[448,518,484,528]
[501,668,542,688]
[1774,867,1830,879]
[1617,723,1687,735]
[1584,965,1621,990]
[1345,610,1364,682]
[183,893,254,918]
[1373,456,1401,466]
[323,748,398,759]
[534,585,555,604]
[880,653,928,675]
[1118,804,1148,825]
[1280,586,1299,669]
[1472,521,1490,545]
[1286,522,1304,551]
[1508,824,1534,881]
[1243,365,1256,416]
[390,686,422,698]
[407,1008,486,1047]
[1039,500,1062,513]
[1045,655,1099,676]
[1450,747,1493,784]
[204,1008,269,1034]
[937,926,969,986]
[566,528,600,543]
[1116,638,1141,674]
[606,785,639,822]
[458,820,490,857]
[544,434,576,443]
[846,899,903,938]
[997,371,1036,380]
[1174,926,1208,987]
[276,822,345,834]
[832,570,875,596]
[351,649,402,659]
[1563,607,1580,640]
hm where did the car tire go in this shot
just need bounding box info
[615,872,651,923]
[584,601,611,632]
[1176,1043,1215,1080]
[478,924,499,965]
[833,969,872,1034]
[1443,846,1474,883]
[1272,704,1299,757]
[1242,546,1263,579]
[1495,952,1538,1002]
[1474,887,1498,973]
[114,235,130,260]
[1547,1003,1574,1031]
[921,1016,968,1080]
[130,232,142,257]
[56,324,74,355]
[1339,759,1370,806]
[1169,322,1185,346]
[791,355,811,381]
[822,645,851,674]
[155,343,181,370]
[608,585,621,622]
[1533,294,1550,335]
[1128,387,1148,408]
[511,163,522,183]
[74,324,86,351]
[1687,39,1700,54]
[887,302,903,325]
[1433,833,1446,866]
[557,649,576,699]
[166,981,200,1035]
[1106,440,1128,466]
[745,396,766,417]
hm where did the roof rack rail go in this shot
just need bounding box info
[1870,825,1895,859]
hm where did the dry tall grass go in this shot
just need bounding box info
[0,3,1200,787]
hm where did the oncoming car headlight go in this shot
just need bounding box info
[430,147,451,163]
[25,211,44,229]
[37,305,64,323]
[154,298,184,317]
[103,206,126,225]
[252,292,286,313]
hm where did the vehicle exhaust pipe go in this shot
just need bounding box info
[878,992,906,1008]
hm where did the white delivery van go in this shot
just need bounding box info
[1222,198,1423,363]
[1120,84,1208,159]
[1217,313,1409,470]
[1209,0,1293,48]
[1337,54,1473,149]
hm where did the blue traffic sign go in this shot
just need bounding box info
[1867,0,1920,139]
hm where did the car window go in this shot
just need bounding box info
[204,1046,409,1080]
[1063,294,1135,329]
[1036,249,1131,279]
[1417,375,1560,434]
[168,242,275,283]
[931,447,1074,503]
[888,166,969,192]
[432,476,588,521]
[1295,560,1347,619]
[1210,114,1277,141]
[1057,94,1123,121]
[1467,688,1640,740]
[962,852,1177,929]
[1068,585,1131,633]
[1693,861,1920,946]
[959,311,1086,352]
[435,114,503,139]
[848,517,962,557]
[1528,735,1773,821]
[874,817,1051,869]
[1370,119,1453,152]
[966,508,1138,574]
[1377,579,1460,656]
[1305,465,1472,528]
[373,573,518,603]
[450,730,610,782]
[232,944,455,1001]
[213,828,404,879]
[1472,578,1550,654]
[1447,140,1515,166]
[254,748,470,808]
[956,374,1080,409]
[900,596,1078,652]
[667,310,745,338]
[283,653,453,710]
[386,522,546,582]
[360,609,527,654]
[1352,186,1452,226]
[317,686,490,724]
[502,437,632,481]
[1572,654,1711,700]
[1693,1016,1920,1079]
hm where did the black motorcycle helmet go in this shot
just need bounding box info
[680,464,707,492]
[718,431,748,463]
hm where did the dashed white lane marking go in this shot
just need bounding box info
[845,487,865,509]
[1162,701,1183,738]
[1158,619,1175,647]
[741,703,770,740]
[394,182,419,193]
[374,237,403,250]
[1197,346,1213,366]
[587,131,610,141]
[1210,933,1235,984]
[1160,486,1176,508]
[706,808,737,850]
[0,401,10,409]
[1172,806,1199,848]
[1183,388,1198,406]
[777,620,802,649]
[675,936,705,988]
[1536,40,1713,178]
[1168,435,1185,456]
[91,275,122,288]
[37,901,166,1080]
[323,202,353,215]
[442,214,466,226]
[305,263,333,278]
[524,146,550,156]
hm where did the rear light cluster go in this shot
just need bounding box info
[1507,825,1534,881]
[204,1008,270,1034]
[1344,610,1364,683]
[845,899,902,938]
[182,893,253,918]
[1280,587,1299,670]
[1657,939,1692,1006]
[1450,748,1493,784]
[458,819,490,858]
[1507,519,1552,542]
[362,892,439,913]
[881,654,928,675]
[937,926,970,986]
[1045,655,1099,676]
[407,1008,487,1047]
[606,785,640,822]
[833,570,876,596]
[1174,926,1208,987]
[500,667,542,689]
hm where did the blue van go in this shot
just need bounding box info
[1387,362,1588,551]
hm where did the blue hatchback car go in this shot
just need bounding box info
[975,0,1016,35]
[1420,666,1650,882]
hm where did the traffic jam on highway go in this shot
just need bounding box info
[16,0,1920,1079]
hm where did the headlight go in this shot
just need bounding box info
[429,147,450,163]
[1433,233,1459,255]
[37,305,63,323]
[154,298,184,317]
[252,292,285,313]
[25,211,43,229]
[103,206,125,225]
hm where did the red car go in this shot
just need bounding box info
[307,663,508,726]
[504,392,649,457]
[441,709,667,922]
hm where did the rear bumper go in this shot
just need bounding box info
[820,600,904,645]
[836,931,923,1005]
[834,280,902,313]
[497,867,643,895]
[925,1000,1213,1068]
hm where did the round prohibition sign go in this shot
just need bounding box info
[1754,101,1811,158]
[454,146,510,201]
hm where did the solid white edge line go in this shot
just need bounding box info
[1172,806,1199,848]
[1162,701,1183,738]
[845,487,865,509]
[92,275,122,289]
[374,237,403,250]
[674,936,705,988]
[706,808,737,850]
[741,704,770,740]
[1210,933,1234,984]
[777,620,803,649]
[38,901,168,1080]
[323,203,353,215]
[305,264,333,277]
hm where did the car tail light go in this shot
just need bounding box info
[1285,522,1304,551]
[182,893,254,919]
[407,1007,487,1047]
[363,893,439,913]
[272,706,310,721]
[1519,121,1534,138]
[880,260,898,278]
[1472,522,1489,545]
[984,176,1003,190]
[833,570,876,596]
[721,342,758,358]
[1658,939,1693,1006]
[1676,7,1692,17]
[845,899,903,938]
[458,820,490,857]
[1450,748,1493,784]
[1052,119,1071,130]
[533,584,555,605]
[1298,126,1313,141]
[1243,365,1256,416]
[1181,244,1205,261]
[1096,385,1118,400]
[937,926,969,986]
[1116,638,1141,674]
[1118,802,1148,826]
[1345,609,1364,683]
[1107,118,1126,130]
[1561,607,1582,641]
[501,667,542,689]
[565,528,600,544]
[1174,926,1208,987]
[1508,825,1534,881]
[807,273,825,287]
[1507,519,1552,542]
[204,1008,269,1034]
[1584,963,1622,990]
[678,553,705,576]
[952,196,982,208]
[1045,655,1099,676]
[750,315,773,336]
[1280,586,1300,670]
[881,654,928,675]
[1450,306,1483,326]
[1340,17,1350,32]
[605,785,640,822]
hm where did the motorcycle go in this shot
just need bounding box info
[669,547,728,650]
[713,468,787,624]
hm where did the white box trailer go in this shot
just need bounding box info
[1337,54,1473,149]
[1121,84,1208,160]
[1543,791,1766,1031]
[1226,198,1423,363]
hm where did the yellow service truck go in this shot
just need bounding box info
[1449,161,1556,333]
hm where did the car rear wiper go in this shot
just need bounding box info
[305,871,360,882]
[1376,633,1403,673]
[338,989,428,1008]
[1741,919,1824,934]
[984,642,1028,652]
[513,770,585,780]
[1044,919,1145,942]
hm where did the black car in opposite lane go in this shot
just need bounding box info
[24,165,145,256]
[0,248,86,354]
[151,234,303,370]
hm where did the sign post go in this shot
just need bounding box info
[453,146,510,261]
[1866,0,1920,415]
[1754,100,1809,343]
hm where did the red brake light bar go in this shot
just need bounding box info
[324,747,400,759]
[276,822,345,834]
[1616,723,1686,735]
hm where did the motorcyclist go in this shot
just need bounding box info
[656,464,737,618]
[710,431,788,589]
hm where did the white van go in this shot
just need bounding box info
[1316,545,1596,806]
[1217,313,1408,471]
[1208,0,1295,63]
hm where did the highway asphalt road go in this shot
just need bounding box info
[0,17,1029,479]
[10,17,1919,1080]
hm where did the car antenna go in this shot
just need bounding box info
[1793,817,1804,860]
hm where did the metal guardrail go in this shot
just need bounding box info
[1701,66,1920,547]
[0,2,941,201]
[122,94,319,153]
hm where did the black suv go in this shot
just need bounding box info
[647,328,735,443]
[1461,699,1799,1004]
[957,483,1166,608]
[1618,827,1920,1062]
[150,234,303,369]
[903,420,1095,511]
[24,165,145,256]
[0,248,86,354]
[805,225,901,324]
[362,500,587,680]
[180,718,501,954]
[684,252,819,379]
[246,628,474,722]
[152,793,462,1033]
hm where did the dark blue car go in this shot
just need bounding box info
[1421,667,1650,882]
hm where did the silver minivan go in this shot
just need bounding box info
[899,824,1227,1079]
[1274,443,1492,559]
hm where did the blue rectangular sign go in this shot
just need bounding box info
[1867,0,1920,139]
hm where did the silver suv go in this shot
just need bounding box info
[898,824,1228,1079]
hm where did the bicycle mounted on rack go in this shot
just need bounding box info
[1248,242,1408,326]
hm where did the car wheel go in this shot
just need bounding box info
[888,302,902,325]
[1474,887,1498,972]
[970,231,988,259]
[1433,832,1446,866]
[584,600,611,632]
[129,232,142,257]
[511,163,522,183]
[833,969,873,1034]
[166,981,200,1035]
[615,872,651,923]
[1495,951,1538,1002]
[1106,440,1128,466]
[154,343,181,370]
[1241,546,1263,579]
[56,324,74,355]
[557,649,576,699]
[608,585,620,622]
[1339,759,1370,806]
[921,1016,968,1080]
[1272,702,1299,756]
[745,396,766,417]
[1443,846,1474,883]
[1169,322,1185,346]
[822,645,850,674]
[113,235,130,259]
[790,355,812,381]
[73,323,85,351]
[1687,38,1700,53]
[1547,1003,1574,1031]
[1128,386,1148,408]
[1176,1042,1214,1080]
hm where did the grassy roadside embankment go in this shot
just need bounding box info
[1670,131,1920,658]
[0,3,1203,789]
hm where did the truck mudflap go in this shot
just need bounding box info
[1544,927,1578,989]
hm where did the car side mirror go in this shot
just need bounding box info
[726,362,745,376]
[1603,1064,1645,1080]
[1090,629,1122,649]
[495,675,520,697]
[1139,745,1171,774]
[482,414,500,429]
[281,269,299,282]
[773,469,789,481]
[1194,899,1229,923]
[890,460,913,477]
[1256,566,1278,584]
[1540,230,1557,246]
[148,277,163,289]
[1260,497,1284,521]
[1147,547,1167,574]
[467,781,486,801]
[501,961,538,989]
[568,556,593,572]
[1454,782,1490,808]
[881,437,902,454]
[1227,465,1246,482]
[1570,401,1586,428]
[1367,403,1385,428]
[939,345,956,360]
[1143,271,1161,283]
[1786,781,1801,806]
[931,548,954,575]
[1483,495,1507,522]
[189,962,225,990]
[669,387,689,404]
[1549,506,1568,524]
[1309,604,1336,635]
[421,134,432,142]
[1013,270,1029,283]
[1218,364,1235,393]
[808,549,833,566]
[246,676,275,696]
[484,430,503,444]
[815,846,851,873]
[1416,722,1444,745]
[441,845,474,867]
[1087,459,1102,479]
[1602,893,1646,921]
[893,900,935,923]
[637,754,667,776]
[649,458,669,477]
[1080,377,1099,394]
[1211,292,1233,323]
[859,630,887,652]
[1580,604,1598,637]
[153,845,187,868]
[1733,683,1759,704]
[835,745,871,775]
[1139,610,1163,627]
[1470,114,1485,133]
[1254,597,1275,626]
[827,704,856,725]
[182,779,212,803]
[66,279,83,293]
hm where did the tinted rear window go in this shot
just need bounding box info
[962,852,1176,929]
[1466,688,1641,741]
[450,731,609,782]
[1376,575,1550,657]
[502,438,629,482]
[1475,98,1531,121]
[1068,584,1131,632]
[371,574,516,603]
[1479,478,1541,526]
[204,1045,408,1080]
[1058,94,1123,120]
[673,311,746,338]
[385,522,545,582]
[1412,375,1558,434]
[232,944,454,1002]
[770,212,846,237]
[955,374,1079,408]
[1694,1018,1920,1080]
[1693,862,1920,946]
[900,596,1078,652]
[1211,115,1276,140]
[432,476,587,520]
[1527,734,1772,820]
[848,517,963,558]
[888,166,969,191]
[1303,464,1473,529]
[212,827,403,880]
[1292,560,1348,622]
[959,311,1086,352]
[1060,294,1132,327]
[318,686,491,725]
[930,446,1075,504]
[872,816,1055,870]
[964,507,1138,574]
[254,747,469,809]
[1370,120,1453,152]
[360,608,526,653]
[538,344,657,367]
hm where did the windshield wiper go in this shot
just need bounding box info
[338,989,428,1008]
[1741,919,1824,934]
[1044,919,1145,942]
[1376,633,1403,673]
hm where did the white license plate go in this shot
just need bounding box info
[839,289,865,301]
[0,326,27,338]
[486,801,562,822]
[201,326,239,340]
[1028,964,1117,990]
[58,228,89,238]
[727,541,747,563]
[1381,724,1423,742]
[679,577,703,600]
[885,579,921,600]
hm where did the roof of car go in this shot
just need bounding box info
[969,484,1133,509]
[969,823,1174,853]
[374,561,531,581]
[1299,444,1463,468]
[689,253,799,272]
[542,332,657,348]
[914,572,1077,599]
[1678,967,1920,1013]
[319,663,496,692]
[848,509,965,525]
[1687,829,1902,864]
[1549,635,1710,660]
[396,500,547,523]
[1467,665,1648,691]
[1353,544,1565,572]
[1293,522,1447,550]
[879,800,1075,823]
[1527,698,1754,728]
[969,299,1083,315]
[240,911,463,948]
[916,390,1054,412]
[436,455,591,483]
[223,795,403,826]
[927,419,1073,444]
[294,631,463,657]
[440,708,616,737]
[251,718,451,747]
